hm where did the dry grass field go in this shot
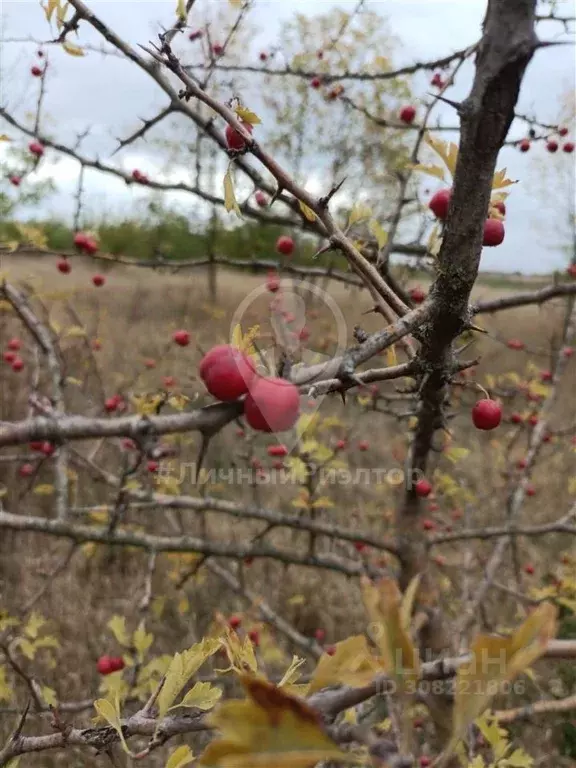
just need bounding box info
[1,253,575,766]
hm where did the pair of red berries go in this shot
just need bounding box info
[428,189,505,246]
[73,231,98,254]
[199,344,300,432]
[96,655,125,675]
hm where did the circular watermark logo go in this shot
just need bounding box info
[229,277,348,451]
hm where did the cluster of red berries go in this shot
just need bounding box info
[197,343,300,433]
[429,188,505,246]
[73,231,99,255]
[2,337,25,372]
[518,126,574,154]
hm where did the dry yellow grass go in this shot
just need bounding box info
[0,254,574,766]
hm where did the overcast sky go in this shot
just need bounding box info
[1,0,575,273]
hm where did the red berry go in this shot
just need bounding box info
[9,176,21,186]
[172,329,191,347]
[73,232,87,250]
[31,65,43,77]
[314,628,326,643]
[7,338,21,351]
[399,105,416,124]
[493,200,506,216]
[162,376,176,387]
[266,270,280,293]
[11,357,24,372]
[540,369,552,382]
[335,439,347,450]
[144,358,156,368]
[519,140,530,152]
[525,483,536,497]
[528,415,538,426]
[259,52,267,61]
[267,444,288,457]
[28,141,44,157]
[354,541,367,552]
[422,519,436,531]
[109,657,125,673]
[92,274,105,287]
[562,346,574,358]
[325,645,336,656]
[510,412,523,424]
[105,397,118,413]
[451,509,463,521]
[298,326,310,342]
[563,142,574,153]
[92,339,102,351]
[410,287,426,304]
[559,127,569,137]
[358,440,369,451]
[30,441,44,452]
[567,264,576,278]
[419,758,432,768]
[147,460,159,473]
[428,188,451,220]
[188,30,202,41]
[200,345,256,401]
[431,73,443,88]
[507,339,525,350]
[18,463,34,478]
[472,399,502,430]
[483,218,505,247]
[248,629,260,646]
[317,50,324,59]
[524,563,535,575]
[428,503,439,513]
[228,615,242,630]
[415,479,432,498]
[3,351,16,364]
[547,140,558,153]
[276,235,295,256]
[122,438,136,450]
[311,77,321,89]
[244,377,300,433]
[255,190,267,207]
[225,120,253,151]
[212,43,223,56]
[40,441,54,456]
[97,656,114,675]
[57,258,71,274]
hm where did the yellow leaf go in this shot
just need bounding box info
[368,218,388,249]
[309,636,380,693]
[166,745,195,768]
[298,199,316,222]
[235,106,261,125]
[0,665,13,703]
[287,595,305,606]
[220,629,259,677]
[229,0,242,6]
[33,484,55,496]
[168,394,190,411]
[310,496,334,509]
[386,345,397,368]
[362,577,420,692]
[409,163,446,181]
[347,202,372,227]
[400,575,420,631]
[425,135,458,177]
[444,446,470,464]
[44,0,59,22]
[94,696,131,755]
[158,639,220,720]
[63,326,86,338]
[172,681,222,711]
[107,615,131,647]
[5,759,20,768]
[176,0,186,20]
[492,168,517,190]
[0,300,13,311]
[0,134,10,142]
[41,685,58,707]
[62,41,85,56]
[278,655,306,688]
[133,621,154,662]
[224,165,241,218]
[441,603,557,764]
[65,376,83,386]
[200,674,354,767]
[25,612,46,640]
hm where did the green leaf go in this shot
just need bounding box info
[157,639,220,720]
[166,745,195,768]
[368,219,388,249]
[33,484,54,496]
[41,685,58,707]
[24,612,46,640]
[347,203,372,227]
[224,165,241,219]
[235,106,261,125]
[107,615,131,647]
[172,681,222,711]
[94,696,131,755]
